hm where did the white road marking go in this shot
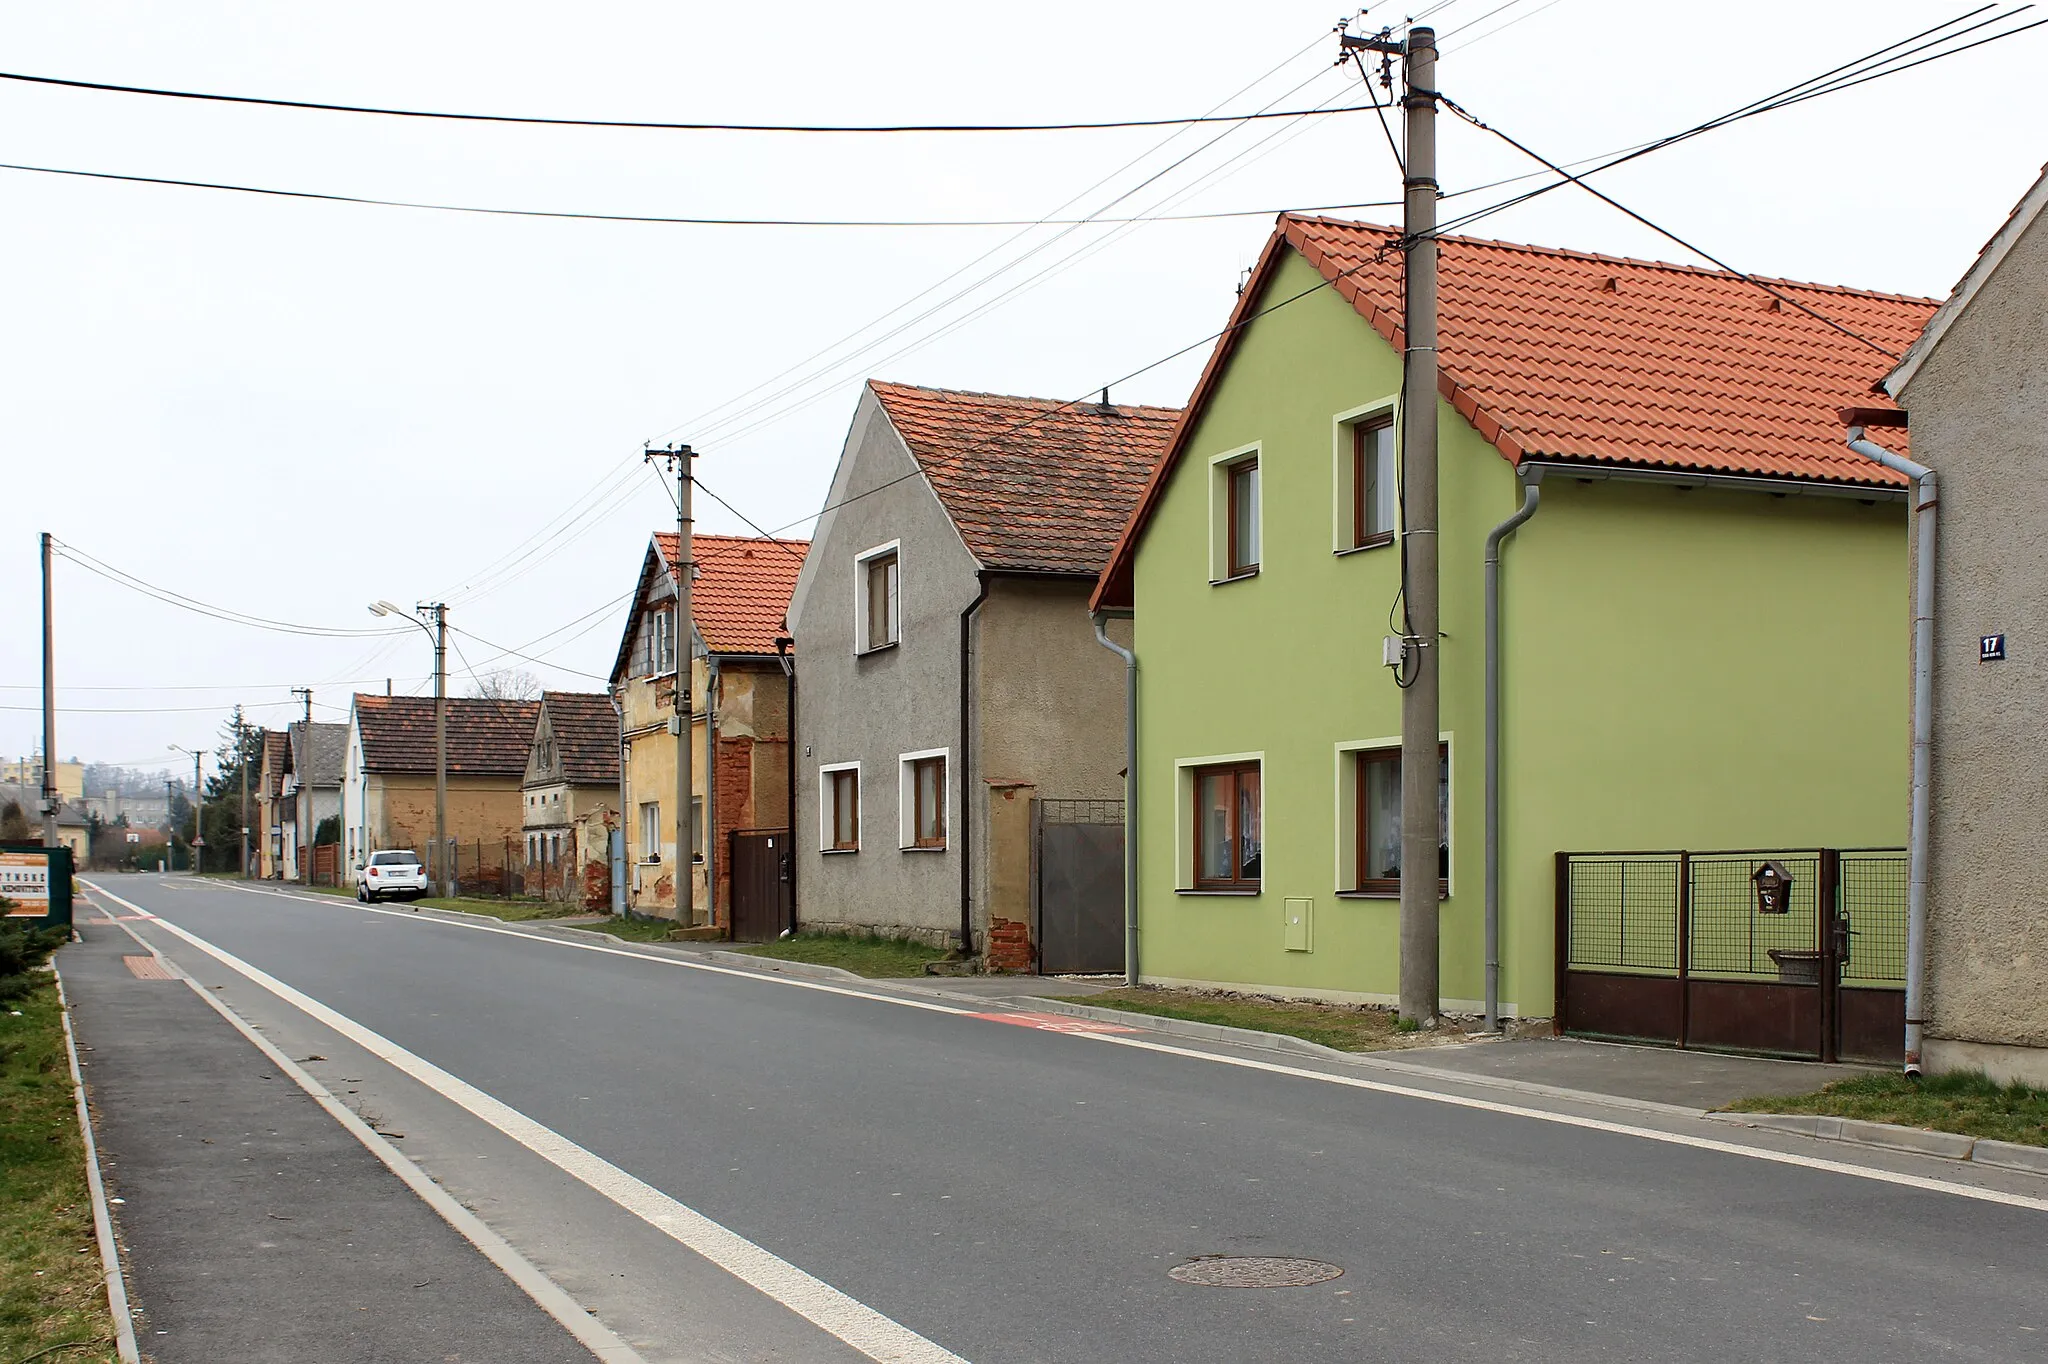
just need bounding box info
[83,881,970,1364]
[103,877,2048,1215]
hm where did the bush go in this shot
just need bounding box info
[0,918,67,1003]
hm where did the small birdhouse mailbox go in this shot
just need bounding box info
[1753,860,1794,915]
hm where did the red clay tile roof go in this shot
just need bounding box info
[538,691,620,785]
[354,694,541,777]
[1096,215,1935,609]
[870,381,1181,575]
[653,532,808,656]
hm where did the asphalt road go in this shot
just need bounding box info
[81,875,2048,1363]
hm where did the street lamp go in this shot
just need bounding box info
[168,743,204,874]
[371,600,450,897]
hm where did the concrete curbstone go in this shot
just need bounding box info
[1971,1139,2048,1175]
[1708,1110,1986,1162]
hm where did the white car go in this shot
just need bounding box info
[356,849,428,904]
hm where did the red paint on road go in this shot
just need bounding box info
[970,1011,1140,1035]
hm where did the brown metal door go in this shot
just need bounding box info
[729,830,792,943]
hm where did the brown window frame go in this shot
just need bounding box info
[827,768,861,852]
[1191,760,1262,891]
[909,755,947,849]
[1351,416,1397,550]
[1225,456,1260,579]
[1353,744,1450,897]
[862,551,900,653]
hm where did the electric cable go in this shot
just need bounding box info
[50,541,407,639]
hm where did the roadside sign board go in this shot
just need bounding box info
[0,845,75,927]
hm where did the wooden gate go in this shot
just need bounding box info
[1556,847,1906,1063]
[729,829,792,943]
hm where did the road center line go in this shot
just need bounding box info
[83,881,971,1364]
[105,878,2048,1213]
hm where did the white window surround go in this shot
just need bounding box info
[637,800,662,865]
[1333,733,1454,897]
[1331,395,1402,555]
[818,760,862,853]
[1173,751,1264,893]
[895,747,951,851]
[1206,443,1262,584]
[853,539,903,654]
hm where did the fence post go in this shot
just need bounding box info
[1552,851,1569,1036]
[1676,851,1691,1050]
[1818,848,1841,1064]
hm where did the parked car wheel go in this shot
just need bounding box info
[364,888,379,904]
[356,882,367,902]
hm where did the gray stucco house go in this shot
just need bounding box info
[1880,165,2048,1084]
[789,380,1177,969]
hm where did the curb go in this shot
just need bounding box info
[530,925,870,984]
[1702,1110,2046,1166]
[53,966,143,1364]
[1015,996,1712,1121]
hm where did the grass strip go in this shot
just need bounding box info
[732,932,947,978]
[1073,987,1435,1053]
[569,916,680,944]
[0,975,118,1364]
[1723,1070,2048,1147]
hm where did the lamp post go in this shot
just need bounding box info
[371,600,449,897]
[168,743,204,874]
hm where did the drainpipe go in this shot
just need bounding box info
[1845,419,1935,1075]
[776,634,798,934]
[958,571,991,958]
[610,686,628,916]
[706,656,722,935]
[1091,609,1139,987]
[1483,467,1543,1033]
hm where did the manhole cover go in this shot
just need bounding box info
[1168,1256,1344,1288]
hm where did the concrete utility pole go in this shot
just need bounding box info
[291,687,312,882]
[1396,27,1441,1026]
[236,705,250,877]
[647,445,695,925]
[39,532,58,849]
[188,748,203,873]
[427,603,449,899]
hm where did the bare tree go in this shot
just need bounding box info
[470,669,542,701]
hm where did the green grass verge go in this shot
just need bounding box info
[1723,1070,2048,1147]
[732,932,947,978]
[571,916,680,944]
[1074,987,1433,1052]
[0,976,117,1363]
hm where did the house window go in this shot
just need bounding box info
[822,765,860,852]
[646,608,676,677]
[639,800,661,862]
[899,751,947,850]
[1226,457,1260,577]
[1192,761,1261,890]
[1352,416,1397,548]
[856,547,900,653]
[1354,745,1449,895]
[692,796,705,862]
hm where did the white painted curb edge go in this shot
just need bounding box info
[1705,1110,2048,1171]
[53,965,144,1364]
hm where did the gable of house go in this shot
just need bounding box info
[524,691,620,789]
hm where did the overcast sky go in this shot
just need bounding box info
[5,0,2043,785]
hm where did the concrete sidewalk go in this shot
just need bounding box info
[59,917,605,1364]
[1380,1036,1874,1110]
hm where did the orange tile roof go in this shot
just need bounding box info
[1095,215,1936,609]
[870,381,1181,576]
[654,531,807,656]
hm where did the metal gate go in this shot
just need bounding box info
[729,829,792,943]
[1035,799,1125,975]
[1556,847,1906,1063]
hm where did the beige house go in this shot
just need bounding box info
[341,694,539,891]
[611,532,802,935]
[1880,165,2048,1084]
[520,691,620,907]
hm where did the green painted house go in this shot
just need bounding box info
[1091,214,1936,1020]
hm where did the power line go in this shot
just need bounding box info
[445,625,613,684]
[0,68,1395,134]
[51,541,407,639]
[0,159,1401,229]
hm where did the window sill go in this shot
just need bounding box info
[1208,570,1260,587]
[1337,883,1450,901]
[1335,533,1396,558]
[1175,887,1261,896]
[822,847,860,855]
[900,845,948,853]
[855,641,900,658]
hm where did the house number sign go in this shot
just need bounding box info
[1980,634,2007,662]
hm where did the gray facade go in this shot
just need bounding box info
[1886,168,2048,1083]
[789,384,1159,960]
